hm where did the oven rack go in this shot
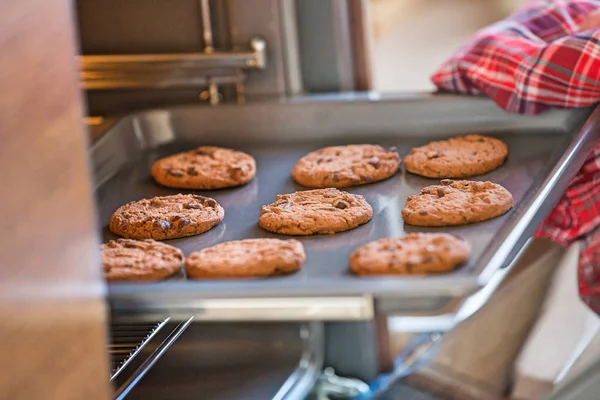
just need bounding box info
[109,318,170,379]
[109,317,194,400]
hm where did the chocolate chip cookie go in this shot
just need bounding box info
[402,180,513,226]
[109,193,224,240]
[186,239,306,278]
[102,239,184,282]
[292,144,401,188]
[259,188,373,235]
[403,135,508,178]
[350,233,470,275]
[151,146,256,190]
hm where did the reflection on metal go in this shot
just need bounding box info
[78,38,266,93]
[92,96,597,324]
[199,0,214,52]
[359,333,443,399]
[109,318,171,381]
[311,368,370,399]
[110,297,374,323]
[199,0,218,105]
[272,323,325,400]
[113,317,194,400]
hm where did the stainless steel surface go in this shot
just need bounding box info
[273,323,324,400]
[124,322,311,400]
[280,0,303,95]
[79,38,266,90]
[199,0,220,105]
[92,94,597,322]
[325,320,391,381]
[199,0,214,51]
[547,356,600,400]
[111,296,373,322]
[311,368,369,399]
[296,0,356,92]
[226,0,290,97]
[114,317,194,400]
[109,318,170,380]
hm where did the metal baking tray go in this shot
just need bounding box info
[93,93,599,322]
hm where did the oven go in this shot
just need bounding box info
[2,1,599,399]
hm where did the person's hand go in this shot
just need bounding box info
[431,0,600,317]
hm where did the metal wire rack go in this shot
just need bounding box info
[108,317,194,400]
[108,318,171,380]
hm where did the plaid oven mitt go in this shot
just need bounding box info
[431,0,600,313]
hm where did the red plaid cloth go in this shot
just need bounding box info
[431,0,600,313]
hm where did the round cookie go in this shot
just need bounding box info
[259,188,373,235]
[109,193,224,240]
[102,239,184,282]
[402,179,513,226]
[292,144,401,188]
[186,238,306,278]
[151,146,256,190]
[403,134,508,178]
[350,233,470,275]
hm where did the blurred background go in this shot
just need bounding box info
[369,0,523,91]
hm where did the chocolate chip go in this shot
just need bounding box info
[367,157,380,169]
[204,198,217,207]
[440,179,454,185]
[426,151,441,159]
[477,138,485,142]
[326,157,334,162]
[167,168,184,177]
[332,173,340,183]
[173,216,190,227]
[333,200,350,210]
[360,175,373,182]
[472,151,478,156]
[157,220,171,230]
[187,167,199,176]
[418,210,428,216]
[184,203,202,210]
[316,158,326,164]
[195,148,215,157]
[229,165,245,178]
[193,195,209,202]
[422,256,433,263]
[437,187,445,197]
